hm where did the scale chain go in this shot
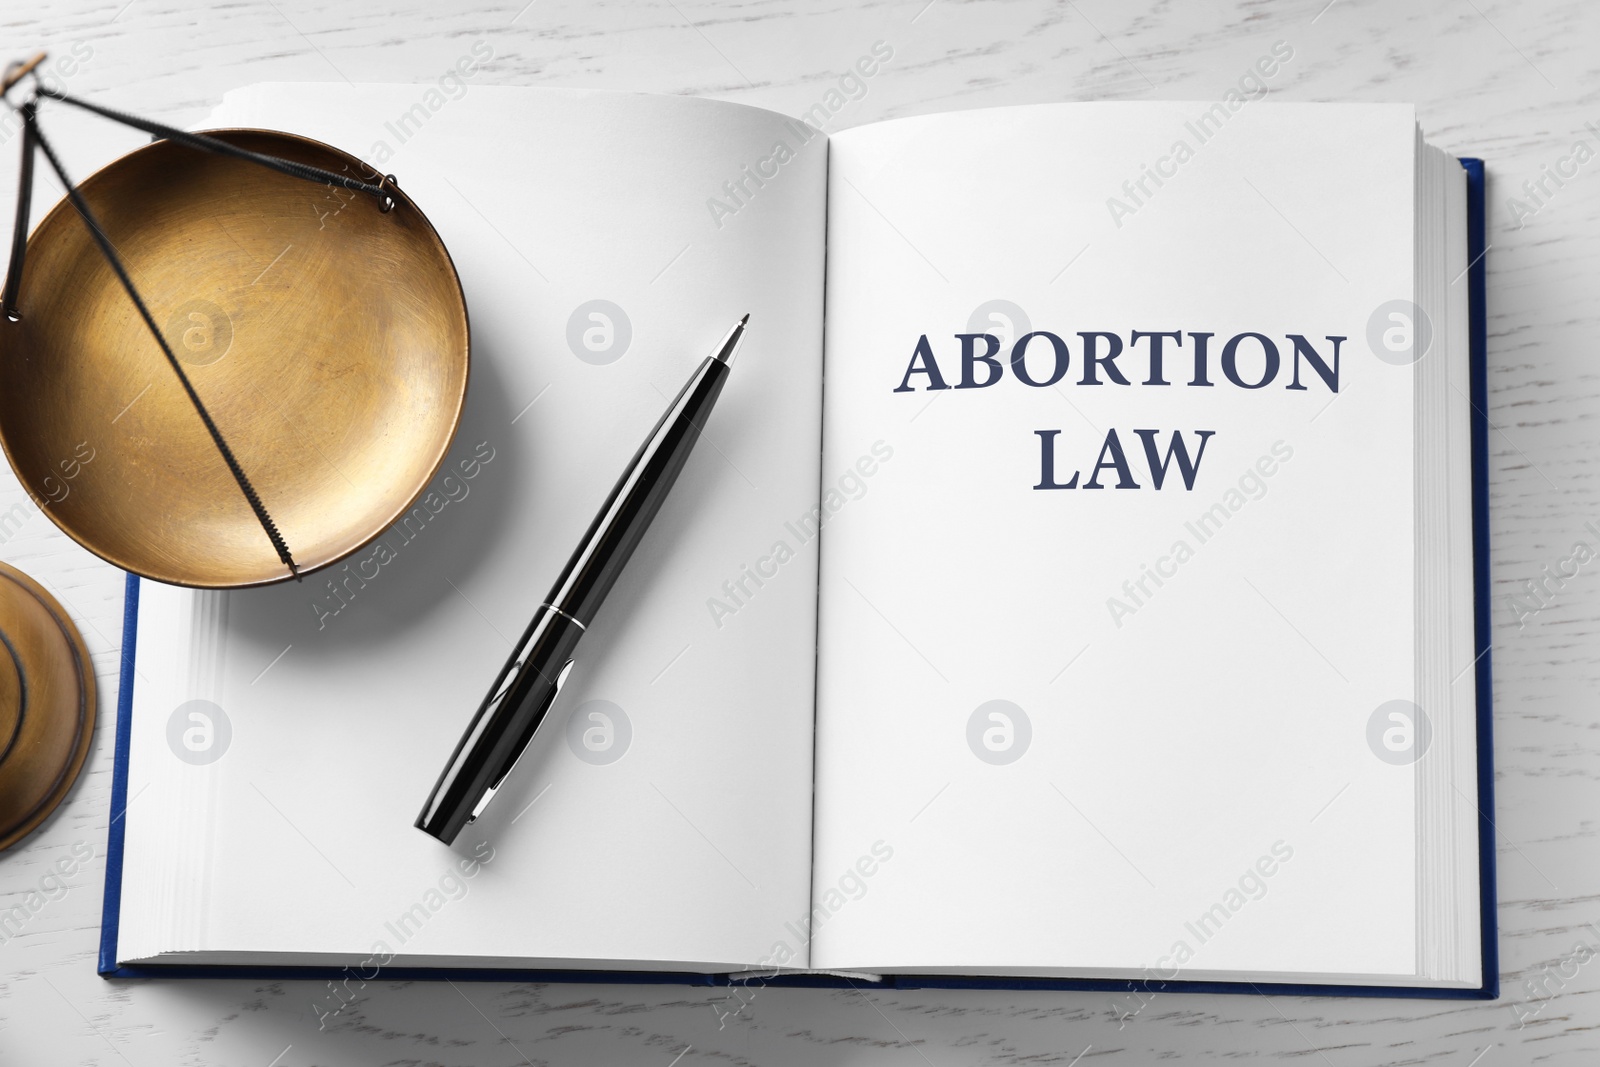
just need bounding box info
[24,112,301,577]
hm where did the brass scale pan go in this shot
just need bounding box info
[0,59,469,848]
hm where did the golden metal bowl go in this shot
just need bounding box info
[0,128,469,587]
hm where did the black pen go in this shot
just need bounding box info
[416,315,750,844]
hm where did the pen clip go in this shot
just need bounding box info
[468,658,575,822]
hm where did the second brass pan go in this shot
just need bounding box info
[0,129,470,588]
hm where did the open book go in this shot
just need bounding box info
[101,79,1495,998]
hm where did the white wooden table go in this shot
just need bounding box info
[2,1,1596,1062]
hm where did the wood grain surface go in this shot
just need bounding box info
[1,1,1596,1063]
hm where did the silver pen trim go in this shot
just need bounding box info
[539,603,587,631]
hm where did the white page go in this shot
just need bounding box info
[811,102,1422,978]
[118,85,827,969]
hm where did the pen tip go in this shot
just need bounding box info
[716,315,750,365]
[740,313,750,326]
